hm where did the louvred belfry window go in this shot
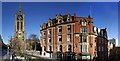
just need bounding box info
[21,22,22,30]
[17,22,19,30]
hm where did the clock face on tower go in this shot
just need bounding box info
[17,15,23,20]
[18,31,22,37]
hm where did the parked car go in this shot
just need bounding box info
[63,51,75,60]
[56,51,62,60]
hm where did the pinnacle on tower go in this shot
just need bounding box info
[19,4,22,13]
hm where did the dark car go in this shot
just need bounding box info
[56,51,62,60]
[63,52,75,61]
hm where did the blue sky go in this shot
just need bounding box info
[2,2,118,46]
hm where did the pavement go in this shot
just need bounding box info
[24,53,58,61]
[1,50,59,61]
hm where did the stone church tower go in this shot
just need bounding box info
[14,5,26,53]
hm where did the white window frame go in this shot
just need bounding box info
[67,45,68,51]
[82,45,88,53]
[58,26,62,33]
[48,29,50,35]
[67,25,71,32]
[58,18,62,23]
[87,45,89,53]
[67,34,71,41]
[48,38,51,43]
[67,17,71,21]
[81,27,88,33]
[48,22,50,26]
[82,20,87,26]
[58,35,62,42]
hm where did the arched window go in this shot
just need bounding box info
[21,22,23,30]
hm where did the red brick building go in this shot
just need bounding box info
[40,13,108,60]
[95,28,108,60]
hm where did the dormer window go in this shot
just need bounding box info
[82,20,87,26]
[67,17,70,21]
[58,18,62,23]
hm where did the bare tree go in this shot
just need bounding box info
[28,34,39,51]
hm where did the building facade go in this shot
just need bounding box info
[109,47,120,60]
[0,35,7,50]
[14,5,26,53]
[95,28,108,60]
[40,13,108,60]
[108,38,116,57]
